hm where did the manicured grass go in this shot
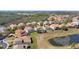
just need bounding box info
[30,32,38,49]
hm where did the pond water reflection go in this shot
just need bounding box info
[49,34,79,46]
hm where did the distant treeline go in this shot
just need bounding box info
[0,11,79,25]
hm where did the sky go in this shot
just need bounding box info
[0,0,79,11]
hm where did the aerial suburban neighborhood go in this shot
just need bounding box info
[0,11,79,49]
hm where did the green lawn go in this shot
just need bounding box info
[30,32,38,49]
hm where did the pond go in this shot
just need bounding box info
[48,34,79,46]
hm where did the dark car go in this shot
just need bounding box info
[37,29,47,33]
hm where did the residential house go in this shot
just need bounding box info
[48,15,66,22]
[66,22,77,28]
[49,24,59,30]
[9,24,17,30]
[24,26,33,34]
[72,16,79,27]
[13,36,31,49]
[18,23,25,28]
